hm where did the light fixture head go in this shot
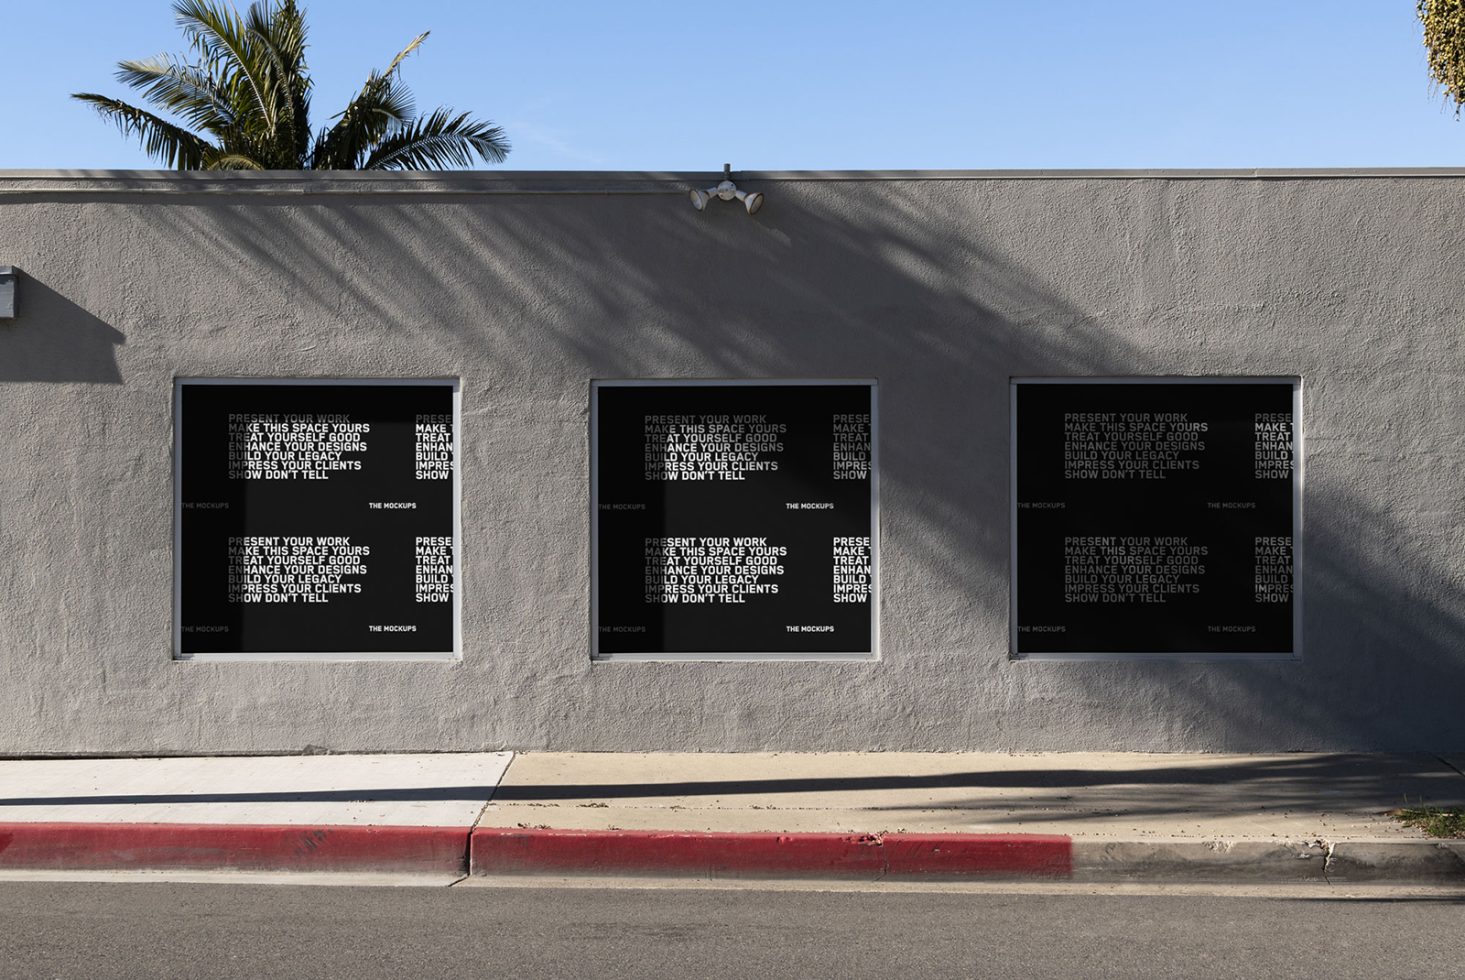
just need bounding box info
[688,166,764,217]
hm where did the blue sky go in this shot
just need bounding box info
[1,1,1461,170]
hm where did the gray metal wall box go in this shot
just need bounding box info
[0,266,14,318]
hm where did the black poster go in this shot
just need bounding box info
[175,381,457,656]
[1012,380,1298,656]
[593,382,876,656]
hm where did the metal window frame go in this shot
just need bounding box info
[172,377,463,663]
[1009,375,1303,663]
[590,378,880,663]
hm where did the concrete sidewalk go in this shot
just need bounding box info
[0,751,1462,882]
[487,752,1465,839]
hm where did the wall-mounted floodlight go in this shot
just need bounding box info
[690,164,764,216]
[0,267,15,319]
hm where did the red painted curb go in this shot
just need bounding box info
[471,828,1073,879]
[0,823,468,875]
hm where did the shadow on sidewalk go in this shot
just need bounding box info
[1,754,1461,812]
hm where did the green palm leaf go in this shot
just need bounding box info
[242,0,311,165]
[206,152,267,170]
[362,108,510,170]
[71,93,220,169]
[74,0,509,172]
[115,55,238,133]
[310,34,424,169]
[172,0,276,132]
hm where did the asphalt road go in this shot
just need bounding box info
[1,878,1462,979]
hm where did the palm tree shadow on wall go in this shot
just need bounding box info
[121,178,1465,752]
[0,273,125,383]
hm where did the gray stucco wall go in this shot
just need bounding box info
[1,168,1462,755]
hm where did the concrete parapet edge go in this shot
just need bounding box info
[4,167,1465,198]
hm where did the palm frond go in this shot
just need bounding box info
[379,31,430,80]
[309,34,425,169]
[243,0,311,164]
[115,54,237,133]
[172,0,275,132]
[81,3,507,172]
[71,92,219,169]
[204,152,266,170]
[362,108,510,170]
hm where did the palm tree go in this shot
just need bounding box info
[72,0,509,170]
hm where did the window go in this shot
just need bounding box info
[592,380,878,661]
[1011,377,1300,660]
[173,379,460,661]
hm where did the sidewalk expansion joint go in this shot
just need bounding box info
[467,751,516,833]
